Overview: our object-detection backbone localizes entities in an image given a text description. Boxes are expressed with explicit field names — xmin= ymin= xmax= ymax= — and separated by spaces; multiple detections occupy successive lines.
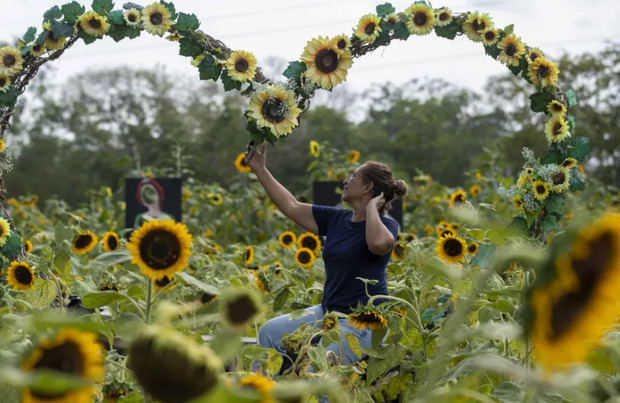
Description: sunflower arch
xmin=0 ymin=0 xmax=589 ymax=244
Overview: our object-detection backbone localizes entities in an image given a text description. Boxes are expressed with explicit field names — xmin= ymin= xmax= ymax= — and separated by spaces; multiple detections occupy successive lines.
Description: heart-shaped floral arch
xmin=0 ymin=0 xmax=590 ymax=252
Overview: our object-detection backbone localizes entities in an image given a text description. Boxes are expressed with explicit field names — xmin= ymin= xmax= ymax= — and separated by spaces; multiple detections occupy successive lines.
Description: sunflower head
xmin=239 ymin=372 xmax=275 ymax=399
xmin=23 ymin=239 xmax=33 ymax=254
xmin=141 ymin=2 xmax=173 ymax=36
xmin=532 ymin=181 xmax=550 ymax=201
xmin=124 ymin=8 xmax=141 ymax=26
xmin=0 ymin=74 xmax=9 ymax=93
xmin=513 ymin=194 xmax=524 ymax=210
xmin=0 ymin=217 xmax=10 ymax=247
xmin=348 ymin=310 xmax=388 ymax=331
xmin=497 ymin=34 xmax=526 ymax=67
xmin=322 ymin=313 xmax=340 ymax=330
xmin=391 ymin=242 xmax=406 ymax=261
xmin=278 ymin=231 xmax=296 ymax=248
xmin=247 ymin=84 xmax=301 ymax=137
xmin=544 ymin=115 xmax=570 ymax=144
xmin=295 ymin=247 xmax=316 ymax=268
xmin=298 ymin=232 xmax=321 ymax=254
xmin=463 ymin=12 xmax=493 ymax=42
xmin=29 ymin=42 xmax=46 ymax=57
xmin=7 ymin=261 xmax=35 ymax=291
xmin=301 ymin=36 xmax=353 ymax=89
xmin=355 ymin=14 xmax=382 ymax=43
xmin=77 ymin=11 xmax=110 ymax=37
xmin=332 ymin=34 xmax=351 ymax=51
xmin=127 ymin=219 xmax=193 ymax=280
xmin=550 ymin=168 xmax=571 ymax=193
xmin=72 ymin=231 xmax=98 ymax=255
xmin=449 ymin=190 xmax=466 ymax=208
xmin=467 ymin=242 xmax=479 ymax=255
xmin=309 ymin=140 xmax=320 ymax=157
xmin=220 ymin=287 xmax=263 ymax=330
xmin=469 ymin=185 xmax=481 ymax=199
xmin=527 ymin=48 xmax=544 ymax=64
xmin=199 ymin=291 xmax=218 ymax=305
xmin=347 ymin=150 xmax=360 ymax=163
xmin=234 ymin=153 xmax=252 ymax=172
xmin=102 ymin=231 xmax=119 ymax=252
xmin=0 ymin=46 xmax=24 ymax=76
xmin=547 ymin=100 xmax=566 ymax=116
xmin=435 ymin=8 xmax=453 ymax=26
xmin=436 ymin=235 xmax=467 ymax=264
xmin=528 ymin=57 xmax=559 ymax=88
xmin=243 ymin=246 xmax=254 ymax=265
xmin=225 ymin=50 xmax=258 ymax=82
xmin=561 ymin=158 xmax=577 ymax=170
xmin=154 ymin=275 xmax=175 ymax=292
xmin=481 ymin=28 xmax=499 ymax=46
xmin=405 ymin=4 xmax=435 ymax=35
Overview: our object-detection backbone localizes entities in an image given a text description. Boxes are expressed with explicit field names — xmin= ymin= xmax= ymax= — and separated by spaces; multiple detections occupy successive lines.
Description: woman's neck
xmin=349 ymin=197 xmax=371 ymax=222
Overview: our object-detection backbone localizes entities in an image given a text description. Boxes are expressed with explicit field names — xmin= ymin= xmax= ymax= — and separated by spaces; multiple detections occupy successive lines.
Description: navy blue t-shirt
xmin=312 ymin=205 xmax=399 ymax=314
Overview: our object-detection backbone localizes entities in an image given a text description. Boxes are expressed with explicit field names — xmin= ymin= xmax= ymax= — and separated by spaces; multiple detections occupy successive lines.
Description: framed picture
xmin=125 ymin=178 xmax=182 ymax=229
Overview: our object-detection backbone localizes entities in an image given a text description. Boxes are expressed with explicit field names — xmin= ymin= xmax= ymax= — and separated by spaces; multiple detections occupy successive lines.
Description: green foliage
xmin=393 ymin=21 xmax=410 ymax=40
xmin=43 ymin=5 xmax=63 ymax=22
xmin=160 ymin=0 xmax=177 ymax=20
xmin=435 ymin=22 xmax=460 ymax=40
xmin=282 ymin=61 xmax=307 ymax=82
xmin=0 ymin=232 xmax=22 ymax=259
xmin=107 ymin=9 xmax=125 ymax=25
xmin=503 ymin=24 xmax=514 ymax=35
xmin=565 ymin=88 xmax=577 ymax=106
xmin=0 ymin=86 xmax=18 ymax=108
xmin=220 ymin=70 xmax=242 ymax=92
xmin=567 ymin=136 xmax=590 ymax=161
xmin=61 ymin=1 xmax=86 ymax=24
xmin=529 ymin=90 xmax=554 ymax=113
xmin=92 ymin=0 xmax=114 ymax=16
xmin=176 ymin=12 xmax=200 ymax=34
xmin=198 ymin=55 xmax=222 ymax=81
xmin=107 ymin=24 xmax=141 ymax=41
xmin=22 ymin=27 xmax=37 ymax=43
xmin=179 ymin=33 xmax=204 ymax=57
xmin=376 ymin=3 xmax=395 ymax=18
xmin=50 ymin=21 xmax=74 ymax=39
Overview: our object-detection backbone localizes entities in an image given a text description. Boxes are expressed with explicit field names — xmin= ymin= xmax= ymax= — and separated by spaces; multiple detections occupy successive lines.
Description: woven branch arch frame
xmin=0 ymin=0 xmax=590 ymax=251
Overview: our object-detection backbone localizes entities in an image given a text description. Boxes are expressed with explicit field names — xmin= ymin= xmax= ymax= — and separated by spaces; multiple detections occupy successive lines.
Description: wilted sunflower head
xmin=225 ymin=50 xmax=258 ymax=82
xmin=102 ymin=231 xmax=119 ymax=252
xmin=127 ymin=219 xmax=193 ymax=280
xmin=391 ymin=242 xmax=406 ymax=261
xmin=405 ymin=3 xmax=435 ymax=35
xmin=0 ymin=46 xmax=24 ymax=76
xmin=298 ymin=232 xmax=321 ymax=254
xmin=220 ymin=287 xmax=263 ymax=330
xmin=355 ymin=14 xmax=382 ymax=43
xmin=247 ymin=85 xmax=301 ymax=137
xmin=449 ymin=190 xmax=466 ymax=208
xmin=141 ymin=2 xmax=173 ymax=36
xmin=278 ymin=231 xmax=296 ymax=248
xmin=436 ymin=235 xmax=467 ymax=264
xmin=348 ymin=310 xmax=388 ymax=331
xmin=127 ymin=324 xmax=221 ymax=403
xmin=295 ymin=248 xmax=316 ymax=268
xmin=72 ymin=231 xmax=98 ymax=255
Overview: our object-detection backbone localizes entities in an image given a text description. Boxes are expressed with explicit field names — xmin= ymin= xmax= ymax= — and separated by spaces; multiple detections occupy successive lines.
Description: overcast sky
xmin=2 ymin=0 xmax=620 ymax=95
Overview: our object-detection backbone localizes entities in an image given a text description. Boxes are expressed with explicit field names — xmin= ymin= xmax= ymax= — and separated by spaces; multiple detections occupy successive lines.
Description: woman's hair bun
xmin=393 ymin=179 xmax=408 ymax=198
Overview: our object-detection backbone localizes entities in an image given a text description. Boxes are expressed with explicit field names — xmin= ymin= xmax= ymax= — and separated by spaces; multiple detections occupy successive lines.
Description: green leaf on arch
xmin=393 ymin=21 xmax=410 ymax=40
xmin=529 ymin=90 xmax=554 ymax=113
xmin=282 ymin=61 xmax=307 ymax=82
xmin=567 ymin=136 xmax=590 ymax=161
xmin=198 ymin=54 xmax=222 ymax=81
xmin=376 ymin=3 xmax=395 ymax=18
xmin=43 ymin=6 xmax=63 ymax=22
xmin=107 ymin=9 xmax=124 ymax=25
xmin=176 ymin=12 xmax=200 ymax=33
xmin=179 ymin=33 xmax=203 ymax=57
xmin=62 ymin=1 xmax=86 ymax=24
xmin=220 ymin=70 xmax=242 ymax=92
xmin=160 ymin=0 xmax=177 ymax=20
xmin=565 ymin=88 xmax=577 ymax=106
xmin=51 ymin=21 xmax=74 ymax=39
xmin=92 ymin=0 xmax=115 ymax=16
xmin=435 ymin=22 xmax=459 ymax=40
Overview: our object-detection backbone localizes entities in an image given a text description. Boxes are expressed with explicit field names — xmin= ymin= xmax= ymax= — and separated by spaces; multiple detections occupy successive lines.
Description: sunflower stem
xmin=145 ymin=277 xmax=153 ymax=324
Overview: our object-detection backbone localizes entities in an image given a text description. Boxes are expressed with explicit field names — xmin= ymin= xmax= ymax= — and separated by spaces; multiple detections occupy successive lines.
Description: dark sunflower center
xmin=282 ymin=234 xmax=293 ymax=244
xmin=74 ymin=234 xmax=93 ymax=249
xmin=33 ymin=341 xmax=84 ymax=375
xmin=353 ymin=312 xmax=382 ymax=324
xmin=32 ymin=44 xmax=42 ymax=52
xmin=538 ymin=65 xmax=549 ymax=78
xmin=301 ymin=237 xmax=317 ymax=250
xmin=413 ymin=12 xmax=428 ymax=26
xmin=155 ymin=276 xmax=173 ymax=288
xmin=536 ymin=185 xmax=546 ymax=194
xmin=530 ymin=53 xmax=539 ymax=62
xmin=315 ymin=49 xmax=339 ymax=73
xmin=394 ymin=244 xmax=405 ymax=258
xmin=244 ymin=249 xmax=251 ymax=261
xmin=261 ymin=97 xmax=288 ymax=124
xmin=552 ymin=104 xmax=563 ymax=112
xmin=454 ymin=194 xmax=464 ymax=204
xmin=443 ymin=239 xmax=463 ymax=257
xmin=200 ymin=292 xmax=216 ymax=304
xmin=468 ymin=245 xmax=477 ymax=253
xmin=550 ymin=231 xmax=614 ymax=339
xmin=235 ymin=58 xmax=249 ymax=73
xmin=562 ymin=160 xmax=572 ymax=168
xmin=472 ymin=19 xmax=485 ymax=31
xmin=88 ymin=17 xmax=102 ymax=29
xmin=107 ymin=235 xmax=118 ymax=250
xmin=226 ymin=295 xmax=257 ymax=325
xmin=505 ymin=43 xmax=516 ymax=56
xmin=337 ymin=39 xmax=347 ymax=49
xmin=3 ymin=54 xmax=16 ymax=67
xmin=138 ymin=229 xmax=181 ymax=270
xmin=128 ymin=13 xmax=137 ymax=22
xmin=150 ymin=12 xmax=163 ymax=25
xmin=364 ymin=22 xmax=376 ymax=35
xmin=552 ymin=172 xmax=566 ymax=185
xmin=0 ymin=77 xmax=6 ymax=86
xmin=298 ymin=251 xmax=311 ymax=264
xmin=484 ymin=31 xmax=495 ymax=40
xmin=439 ymin=12 xmax=450 ymax=21
xmin=553 ymin=123 xmax=563 ymax=135
xmin=15 ymin=265 xmax=33 ymax=285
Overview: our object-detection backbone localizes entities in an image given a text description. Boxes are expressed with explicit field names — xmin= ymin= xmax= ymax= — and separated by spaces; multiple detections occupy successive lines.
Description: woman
xmin=245 ymin=142 xmax=407 ymax=373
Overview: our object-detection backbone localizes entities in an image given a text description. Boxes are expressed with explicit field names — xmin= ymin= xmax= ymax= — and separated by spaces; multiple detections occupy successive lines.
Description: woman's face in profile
xmin=141 ymin=184 xmax=160 ymax=207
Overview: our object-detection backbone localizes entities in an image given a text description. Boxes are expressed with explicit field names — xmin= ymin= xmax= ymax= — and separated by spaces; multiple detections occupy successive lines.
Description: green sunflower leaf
xmin=82 ymin=291 xmax=127 ymax=309
xmin=508 ymin=57 xmax=527 ymax=77
xmin=43 ymin=6 xmax=63 ymax=22
xmin=508 ymin=217 xmax=528 ymax=235
xmin=529 ymin=90 xmax=554 ymax=113
xmin=435 ymin=22 xmax=459 ymax=40
xmin=567 ymin=136 xmax=590 ymax=161
xmin=51 ymin=21 xmax=74 ymax=39
xmin=0 ymin=231 xmax=21 ymax=258
xmin=540 ymin=150 xmax=563 ymax=165
xmin=176 ymin=12 xmax=200 ymax=33
xmin=61 ymin=1 xmax=86 ymax=24
xmin=78 ymin=29 xmax=97 ymax=44
xmin=541 ymin=214 xmax=558 ymax=232
xmin=484 ymin=43 xmax=501 ymax=59
xmin=272 ymin=288 xmax=290 ymax=311
xmin=393 ymin=21 xmax=410 ymax=40
xmin=122 ymin=2 xmax=143 ymax=11
xmin=198 ymin=55 xmax=222 ymax=81
xmin=282 ymin=61 xmax=307 ymax=81
xmin=568 ymin=115 xmax=576 ymax=131
xmin=107 ymin=24 xmax=139 ymax=41
xmin=22 ymin=27 xmax=37 ymax=43
xmin=376 ymin=3 xmax=395 ymax=18
xmin=0 ymin=87 xmax=18 ymax=109
xmin=220 ymin=70 xmax=242 ymax=92
xmin=374 ymin=28 xmax=391 ymax=46
xmin=107 ymin=9 xmax=124 ymax=25
xmin=503 ymin=24 xmax=514 ymax=35
xmin=565 ymin=88 xmax=577 ymax=106
xmin=544 ymin=194 xmax=564 ymax=215
xmin=179 ymin=34 xmax=203 ymax=57
xmin=160 ymin=0 xmax=177 ymax=20
xmin=569 ymin=167 xmax=585 ymax=191
xmin=92 ymin=0 xmax=115 ymax=16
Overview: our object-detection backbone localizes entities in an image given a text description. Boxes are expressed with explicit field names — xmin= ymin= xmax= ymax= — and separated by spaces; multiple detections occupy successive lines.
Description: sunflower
xmin=532 ymin=181 xmax=550 ymax=201
xmin=21 ymin=328 xmax=103 ymax=403
xmin=463 ymin=12 xmax=493 ymax=42
xmin=235 ymin=153 xmax=252 ymax=172
xmin=7 ymin=261 xmax=35 ymax=291
xmin=43 ymin=25 xmax=66 ymax=50
xmin=295 ymin=248 xmax=315 ymax=268
xmin=528 ymin=57 xmax=559 ymax=87
xmin=435 ymin=8 xmax=452 ymax=26
xmin=322 ymin=314 xmax=339 ymax=331
xmin=348 ymin=310 xmax=388 ymax=331
xmin=208 ymin=193 xmax=223 ymax=205
xmin=547 ymin=100 xmax=566 ymax=116
xmin=309 ymin=140 xmax=320 ymax=158
xmin=199 ymin=291 xmax=218 ymax=304
xmin=497 ymin=34 xmax=525 ymax=67
xmin=0 ymin=46 xmax=24 ymax=76
xmin=0 ymin=75 xmax=8 ymax=93
xmin=220 ymin=287 xmax=262 ymax=330
xmin=298 ymin=232 xmax=321 ymax=255
xmin=391 ymin=242 xmax=406 ymax=261
xmin=72 ymin=231 xmax=98 ymax=255
xmin=247 ymin=84 xmax=301 ymax=137
xmin=550 ymin=168 xmax=571 ymax=193
xmin=225 ymin=50 xmax=258 ymax=82
xmin=355 ymin=14 xmax=382 ymax=43
xmin=331 ymin=34 xmax=351 ymax=51
xmin=124 ymin=8 xmax=141 ymax=26
xmin=561 ymin=157 xmax=577 ymax=170
xmin=439 ymin=229 xmax=454 ymax=238
xmin=29 ymin=42 xmax=46 ymax=57
xmin=0 ymin=217 xmax=10 ymax=247
xmin=99 ymin=283 xmax=119 ymax=292
xmin=141 ymin=2 xmax=173 ymax=36
xmin=480 ymin=28 xmax=499 ymax=46
xmin=278 ymin=231 xmax=296 ymax=248
xmin=544 ymin=115 xmax=570 ymax=144
xmin=449 ymin=189 xmax=466 ymax=208
xmin=513 ymin=194 xmax=524 ymax=210
xmin=24 ymin=240 xmax=33 ymax=254
xmin=405 ymin=3 xmax=435 ymax=35
xmin=527 ymin=47 xmax=544 ymax=64
xmin=154 ymin=275 xmax=175 ymax=292
xmin=347 ymin=150 xmax=360 ymax=163
xmin=0 ymin=138 xmax=5 ymax=151
xmin=301 ymin=36 xmax=352 ymax=89
xmin=469 ymin=185 xmax=481 ymax=199
xmin=243 ymin=246 xmax=254 ymax=265
xmin=384 ymin=13 xmax=399 ymax=26
xmin=239 ymin=372 xmax=275 ymax=401
xmin=467 ymin=241 xmax=479 ymax=255
xmin=127 ymin=219 xmax=192 ymax=281
xmin=529 ymin=213 xmax=620 ymax=373
xmin=436 ymin=235 xmax=467 ymax=264
xmin=102 ymin=231 xmax=119 ymax=252
xmin=127 ymin=324 xmax=221 ymax=403
xmin=77 ymin=11 xmax=110 ymax=37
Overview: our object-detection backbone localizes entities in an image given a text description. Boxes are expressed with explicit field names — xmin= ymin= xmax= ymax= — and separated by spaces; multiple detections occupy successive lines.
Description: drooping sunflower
xmin=278 ymin=231 xmax=296 ymax=248
xmin=436 ymin=235 xmax=467 ymax=264
xmin=225 ymin=50 xmax=257 ymax=82
xmin=513 ymin=194 xmax=524 ymax=210
xmin=467 ymin=241 xmax=479 ymax=255
xmin=355 ymin=14 xmax=382 ymax=43
xmin=72 ymin=231 xmax=98 ymax=255
xmin=480 ymin=28 xmax=499 ymax=46
xmin=331 ymin=34 xmax=351 ymax=51
xmin=469 ymin=185 xmax=481 ymax=199
xmin=322 ymin=314 xmax=339 ymax=330
xmin=544 ymin=115 xmax=570 ymax=144
xmin=235 ymin=152 xmax=252 ymax=172
xmin=405 ymin=3 xmax=435 ymax=35
xmin=435 ymin=8 xmax=452 ymax=26
xmin=528 ymin=57 xmax=559 ymax=87
xmin=199 ymin=291 xmax=218 ymax=305
xmin=449 ymin=189 xmax=466 ymax=208
xmin=0 ymin=74 xmax=9 ymax=93
xmin=154 ymin=275 xmax=175 ymax=293
xmin=243 ymin=246 xmax=254 ymax=265
xmin=309 ymin=140 xmax=321 ymax=157
xmin=141 ymin=2 xmax=173 ymax=36
xmin=0 ymin=217 xmax=10 ymax=247
xmin=348 ymin=310 xmax=388 ymax=331
xmin=497 ymin=34 xmax=526 ymax=67
xmin=7 ymin=261 xmax=35 ymax=291
xmin=561 ymin=157 xmax=577 ymax=170
xmin=298 ymin=232 xmax=321 ymax=255
xmin=247 ymin=84 xmax=301 ymax=137
xmin=29 ymin=42 xmax=46 ymax=57
xmin=21 ymin=328 xmax=104 ymax=403
xmin=99 ymin=283 xmax=120 ymax=292
xmin=0 ymin=46 xmax=24 ymax=76
xmin=547 ymin=100 xmax=566 ymax=116
xmin=24 ymin=240 xmax=33 ymax=254
xmin=220 ymin=287 xmax=262 ymax=330
xmin=102 ymin=231 xmax=120 ymax=252
xmin=532 ymin=181 xmax=550 ymax=201
xmin=347 ymin=150 xmax=360 ymax=163
xmin=239 ymin=372 xmax=275 ymax=401
xmin=77 ymin=11 xmax=110 ymax=37
xmin=295 ymin=248 xmax=316 ymax=269
xmin=301 ymin=36 xmax=353 ymax=89
xmin=550 ymin=168 xmax=571 ymax=193
xmin=527 ymin=47 xmax=544 ymax=64
xmin=529 ymin=213 xmax=620 ymax=373
xmin=124 ymin=8 xmax=141 ymax=26
xmin=463 ymin=12 xmax=493 ymax=42
xmin=127 ymin=219 xmax=193 ymax=280
xmin=391 ymin=242 xmax=406 ymax=261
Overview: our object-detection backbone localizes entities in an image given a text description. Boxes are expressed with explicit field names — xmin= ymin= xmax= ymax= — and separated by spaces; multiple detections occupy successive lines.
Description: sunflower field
xmin=1 ymin=1 xmax=620 ymax=402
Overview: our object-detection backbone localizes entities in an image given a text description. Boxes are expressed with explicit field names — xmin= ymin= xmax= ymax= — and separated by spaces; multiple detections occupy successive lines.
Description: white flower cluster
xmin=537 ymin=164 xmax=560 ymax=183
xmin=523 ymin=192 xmax=540 ymax=211
xmin=521 ymin=147 xmax=537 ymax=166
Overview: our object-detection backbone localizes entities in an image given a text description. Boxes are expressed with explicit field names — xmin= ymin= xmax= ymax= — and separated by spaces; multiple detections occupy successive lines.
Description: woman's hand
xmin=244 ymin=142 xmax=267 ymax=172
xmin=366 ymin=192 xmax=386 ymax=212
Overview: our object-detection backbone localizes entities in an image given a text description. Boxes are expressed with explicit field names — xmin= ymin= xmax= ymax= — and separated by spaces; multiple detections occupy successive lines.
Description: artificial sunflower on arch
xmin=247 ymin=84 xmax=301 ymax=137
xmin=225 ymin=50 xmax=257 ymax=82
xmin=301 ymin=36 xmax=352 ymax=89
xmin=405 ymin=3 xmax=435 ymax=35
xmin=141 ymin=2 xmax=173 ymax=36
xmin=355 ymin=14 xmax=382 ymax=43
xmin=77 ymin=11 xmax=110 ymax=37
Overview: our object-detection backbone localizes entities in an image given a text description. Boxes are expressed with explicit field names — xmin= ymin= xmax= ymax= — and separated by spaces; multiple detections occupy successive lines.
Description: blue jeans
xmin=256 ymin=304 xmax=372 ymax=373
